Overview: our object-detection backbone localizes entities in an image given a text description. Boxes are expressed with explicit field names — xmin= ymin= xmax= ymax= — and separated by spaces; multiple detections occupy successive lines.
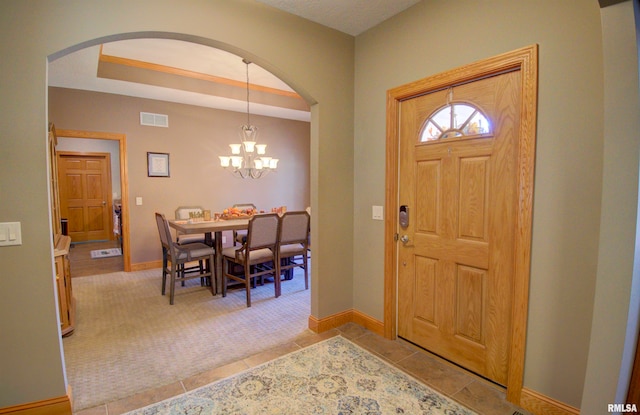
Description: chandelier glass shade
xmin=219 ymin=59 xmax=278 ymax=179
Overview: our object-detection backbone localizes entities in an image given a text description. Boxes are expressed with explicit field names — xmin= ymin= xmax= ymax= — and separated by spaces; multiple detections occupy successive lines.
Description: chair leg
xmin=245 ymin=267 xmax=252 ymax=307
xmin=222 ymin=258 xmax=228 ymax=298
xmin=169 ymin=262 xmax=178 ymax=305
xmin=179 ymin=263 xmax=186 ymax=287
xmin=208 ymin=255 xmax=216 ymax=296
xmin=303 ymin=255 xmax=309 ymax=290
xmin=274 ymin=257 xmax=281 ymax=298
xmin=161 ymin=248 xmax=168 ymax=295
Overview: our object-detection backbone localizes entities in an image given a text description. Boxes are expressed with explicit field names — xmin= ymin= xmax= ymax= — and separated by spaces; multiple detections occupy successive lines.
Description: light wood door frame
xmin=55 ymin=129 xmax=131 ymax=272
xmin=384 ymin=45 xmax=538 ymax=404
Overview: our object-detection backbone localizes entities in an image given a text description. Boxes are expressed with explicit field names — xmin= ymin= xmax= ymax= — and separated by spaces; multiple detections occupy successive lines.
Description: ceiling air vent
xmin=140 ymin=112 xmax=169 ymax=128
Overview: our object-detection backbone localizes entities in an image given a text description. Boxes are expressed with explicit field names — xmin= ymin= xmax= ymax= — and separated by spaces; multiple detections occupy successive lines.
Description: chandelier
xmin=218 ymin=58 xmax=279 ymax=179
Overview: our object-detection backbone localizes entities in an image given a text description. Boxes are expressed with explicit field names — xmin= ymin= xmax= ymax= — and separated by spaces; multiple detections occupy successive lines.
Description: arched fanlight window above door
xmin=420 ymin=103 xmax=491 ymax=141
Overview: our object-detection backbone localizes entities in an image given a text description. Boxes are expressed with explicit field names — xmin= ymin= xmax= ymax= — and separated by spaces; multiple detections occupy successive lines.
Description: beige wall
xmin=49 ymin=87 xmax=310 ymax=265
xmin=352 ymin=0 xmax=617 ymax=410
xmin=0 ymin=0 xmax=354 ymax=408
xmin=582 ymin=2 xmax=640 ymax=412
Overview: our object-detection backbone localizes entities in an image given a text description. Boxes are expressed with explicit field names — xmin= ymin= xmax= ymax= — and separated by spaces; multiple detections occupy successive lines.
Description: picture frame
xmin=147 ymin=152 xmax=170 ymax=177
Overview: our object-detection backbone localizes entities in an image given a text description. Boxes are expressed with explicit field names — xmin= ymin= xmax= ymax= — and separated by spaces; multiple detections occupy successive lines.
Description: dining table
xmin=169 ymin=217 xmax=250 ymax=294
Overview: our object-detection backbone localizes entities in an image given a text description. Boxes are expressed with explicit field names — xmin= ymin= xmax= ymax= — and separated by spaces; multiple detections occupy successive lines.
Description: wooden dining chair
xmin=221 ymin=213 xmax=280 ymax=307
xmin=155 ymin=213 xmax=216 ymax=304
xmin=174 ymin=206 xmax=207 ymax=245
xmin=277 ymin=211 xmax=310 ymax=290
xmin=232 ymin=203 xmax=256 ymax=245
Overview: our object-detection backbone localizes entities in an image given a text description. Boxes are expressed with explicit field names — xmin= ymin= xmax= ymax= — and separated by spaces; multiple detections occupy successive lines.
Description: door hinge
xmin=394 ymin=233 xmax=399 ymax=242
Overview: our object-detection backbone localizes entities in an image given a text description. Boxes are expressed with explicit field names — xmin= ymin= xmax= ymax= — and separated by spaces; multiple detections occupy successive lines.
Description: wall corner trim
xmin=520 ymin=387 xmax=579 ymax=415
xmin=308 ymin=309 xmax=384 ymax=336
xmin=0 ymin=390 xmax=72 ymax=415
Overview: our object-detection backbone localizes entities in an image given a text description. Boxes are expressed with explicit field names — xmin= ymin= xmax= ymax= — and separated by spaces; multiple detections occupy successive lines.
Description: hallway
xmin=68 ymin=240 xmax=123 ymax=277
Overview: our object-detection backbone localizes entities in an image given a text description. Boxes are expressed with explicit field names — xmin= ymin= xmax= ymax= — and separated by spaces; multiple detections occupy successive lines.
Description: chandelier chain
xmin=245 ymin=59 xmax=251 ymax=126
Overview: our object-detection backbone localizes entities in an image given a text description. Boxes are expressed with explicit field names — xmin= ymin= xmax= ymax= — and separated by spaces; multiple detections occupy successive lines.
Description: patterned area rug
xmin=124 ymin=336 xmax=476 ymax=414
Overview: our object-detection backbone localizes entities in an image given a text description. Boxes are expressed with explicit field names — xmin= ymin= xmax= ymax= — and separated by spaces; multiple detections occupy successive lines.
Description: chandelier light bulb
xmin=243 ymin=141 xmax=256 ymax=153
xmin=260 ymin=157 xmax=272 ymax=167
xmin=230 ymin=156 xmax=243 ymax=168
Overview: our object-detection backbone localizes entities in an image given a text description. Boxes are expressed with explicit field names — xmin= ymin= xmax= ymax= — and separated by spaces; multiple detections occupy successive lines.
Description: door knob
xmin=400 ymin=235 xmax=409 ymax=244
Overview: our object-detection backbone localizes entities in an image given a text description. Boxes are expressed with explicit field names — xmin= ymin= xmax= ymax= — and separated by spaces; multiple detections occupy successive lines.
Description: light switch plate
xmin=136 ymin=197 xmax=143 ymax=206
xmin=372 ymin=205 xmax=384 ymax=221
xmin=0 ymin=222 xmax=22 ymax=246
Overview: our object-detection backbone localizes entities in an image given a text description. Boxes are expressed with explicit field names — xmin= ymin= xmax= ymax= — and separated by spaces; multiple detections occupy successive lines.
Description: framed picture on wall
xmin=147 ymin=152 xmax=170 ymax=177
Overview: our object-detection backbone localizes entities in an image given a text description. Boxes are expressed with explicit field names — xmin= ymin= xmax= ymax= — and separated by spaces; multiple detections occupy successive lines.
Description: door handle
xmin=400 ymin=235 xmax=409 ymax=244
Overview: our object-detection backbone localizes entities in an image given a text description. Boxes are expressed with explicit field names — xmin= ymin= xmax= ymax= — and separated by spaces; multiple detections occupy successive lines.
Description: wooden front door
xmin=397 ymin=70 xmax=522 ymax=386
xmin=58 ymin=152 xmax=112 ymax=243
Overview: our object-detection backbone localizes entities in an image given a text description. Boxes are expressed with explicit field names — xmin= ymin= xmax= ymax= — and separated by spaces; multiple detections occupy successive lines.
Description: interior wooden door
xmin=58 ymin=152 xmax=112 ymax=243
xmin=397 ymin=70 xmax=521 ymax=386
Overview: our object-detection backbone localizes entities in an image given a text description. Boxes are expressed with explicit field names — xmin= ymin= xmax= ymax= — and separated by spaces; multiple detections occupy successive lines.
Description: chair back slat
xmin=174 ymin=206 xmax=203 ymax=220
xmin=233 ymin=203 xmax=256 ymax=210
xmin=155 ymin=213 xmax=172 ymax=247
xmin=280 ymin=211 xmax=310 ymax=244
xmin=247 ymin=213 xmax=279 ymax=249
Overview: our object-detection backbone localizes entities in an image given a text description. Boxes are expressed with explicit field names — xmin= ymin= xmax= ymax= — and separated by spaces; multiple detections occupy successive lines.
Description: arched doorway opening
xmin=48 ymin=32 xmax=314 ymax=410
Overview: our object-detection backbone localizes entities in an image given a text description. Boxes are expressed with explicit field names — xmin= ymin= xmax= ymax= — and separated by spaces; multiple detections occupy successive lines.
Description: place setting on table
xmin=169 ymin=205 xmax=288 ymax=238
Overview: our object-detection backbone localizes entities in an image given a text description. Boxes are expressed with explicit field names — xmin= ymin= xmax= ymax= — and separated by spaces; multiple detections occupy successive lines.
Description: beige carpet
xmin=63 ymin=267 xmax=311 ymax=411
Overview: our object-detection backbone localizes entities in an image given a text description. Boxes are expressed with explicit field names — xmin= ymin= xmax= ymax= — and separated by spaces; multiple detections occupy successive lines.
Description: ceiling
xmin=256 ymin=0 xmax=421 ymax=36
xmin=48 ymin=1 xmax=420 ymax=122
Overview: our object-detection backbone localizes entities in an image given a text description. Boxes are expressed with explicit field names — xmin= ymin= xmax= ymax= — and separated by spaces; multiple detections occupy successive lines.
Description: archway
xmin=47 ymin=32 xmax=315 ymax=410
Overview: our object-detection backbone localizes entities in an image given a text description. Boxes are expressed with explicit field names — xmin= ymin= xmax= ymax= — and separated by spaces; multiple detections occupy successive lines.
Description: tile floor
xmin=73 ymin=323 xmax=531 ymax=415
